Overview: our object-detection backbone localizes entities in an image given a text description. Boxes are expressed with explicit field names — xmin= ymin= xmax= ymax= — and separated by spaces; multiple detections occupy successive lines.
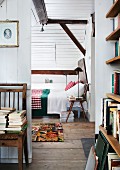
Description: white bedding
xmin=47 ymin=87 xmax=83 ymax=114
xmin=48 ymin=89 xmax=68 ymax=114
xmin=32 ymin=82 xmax=85 ymax=115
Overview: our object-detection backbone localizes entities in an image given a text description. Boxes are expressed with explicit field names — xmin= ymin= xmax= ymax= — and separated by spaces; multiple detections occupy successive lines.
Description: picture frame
xmin=0 ymin=20 xmax=19 ymax=47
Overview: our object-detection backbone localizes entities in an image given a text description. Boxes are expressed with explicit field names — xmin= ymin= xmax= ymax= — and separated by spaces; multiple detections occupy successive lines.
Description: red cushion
xmin=65 ymin=81 xmax=75 ymax=91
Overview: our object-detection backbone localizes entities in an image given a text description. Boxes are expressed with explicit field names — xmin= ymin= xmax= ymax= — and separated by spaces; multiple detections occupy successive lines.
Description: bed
xmin=31 ymin=58 xmax=88 ymax=118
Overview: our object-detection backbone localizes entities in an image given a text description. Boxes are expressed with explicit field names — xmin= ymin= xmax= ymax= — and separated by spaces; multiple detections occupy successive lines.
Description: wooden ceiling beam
xmin=31 ymin=70 xmax=77 ymax=75
xmin=32 ymin=0 xmax=48 ymax=24
xmin=47 ymin=18 xmax=88 ymax=24
xmin=60 ymin=23 xmax=86 ymax=56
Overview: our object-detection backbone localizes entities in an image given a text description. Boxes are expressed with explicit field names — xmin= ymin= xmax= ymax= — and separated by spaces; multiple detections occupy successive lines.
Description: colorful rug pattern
xmin=32 ymin=122 xmax=64 ymax=142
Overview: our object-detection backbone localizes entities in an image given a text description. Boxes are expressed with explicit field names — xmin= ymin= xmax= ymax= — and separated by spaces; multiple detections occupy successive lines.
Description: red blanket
xmin=32 ymin=89 xmax=42 ymax=109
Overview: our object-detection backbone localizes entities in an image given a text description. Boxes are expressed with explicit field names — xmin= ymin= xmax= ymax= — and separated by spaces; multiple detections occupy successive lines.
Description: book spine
xmin=114 ymin=72 xmax=119 ymax=94
xmin=118 ymin=73 xmax=120 ymax=95
xmin=112 ymin=73 xmax=114 ymax=93
xmin=115 ymin=41 xmax=119 ymax=57
xmin=113 ymin=110 xmax=117 ymax=138
xmin=118 ymin=109 xmax=120 ymax=144
xmin=113 ymin=13 xmax=120 ymax=30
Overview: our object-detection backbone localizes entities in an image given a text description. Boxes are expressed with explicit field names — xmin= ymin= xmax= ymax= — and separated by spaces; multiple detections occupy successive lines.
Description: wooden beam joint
xmin=47 ymin=18 xmax=88 ymax=24
xmin=60 ymin=23 xmax=86 ymax=56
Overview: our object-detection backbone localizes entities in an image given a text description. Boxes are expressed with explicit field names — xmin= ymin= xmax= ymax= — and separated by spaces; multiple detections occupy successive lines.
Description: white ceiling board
xmin=45 ymin=0 xmax=94 ymax=20
xmin=31 ymin=0 xmax=94 ymax=69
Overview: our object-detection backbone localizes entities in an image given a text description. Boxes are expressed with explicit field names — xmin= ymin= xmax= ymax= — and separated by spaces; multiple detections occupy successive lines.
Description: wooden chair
xmin=66 ymin=83 xmax=89 ymax=122
xmin=0 ymin=83 xmax=28 ymax=170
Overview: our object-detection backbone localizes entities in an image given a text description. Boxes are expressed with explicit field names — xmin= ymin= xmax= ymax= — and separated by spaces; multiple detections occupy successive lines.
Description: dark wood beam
xmin=31 ymin=70 xmax=77 ymax=75
xmin=60 ymin=23 xmax=86 ymax=56
xmin=47 ymin=18 xmax=88 ymax=24
xmin=32 ymin=0 xmax=48 ymax=24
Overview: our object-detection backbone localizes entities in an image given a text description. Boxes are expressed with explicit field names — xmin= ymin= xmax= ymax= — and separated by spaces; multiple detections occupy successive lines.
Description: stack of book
xmin=101 ymin=98 xmax=120 ymax=141
xmin=7 ymin=110 xmax=27 ymax=133
xmin=0 ymin=108 xmax=15 ymax=134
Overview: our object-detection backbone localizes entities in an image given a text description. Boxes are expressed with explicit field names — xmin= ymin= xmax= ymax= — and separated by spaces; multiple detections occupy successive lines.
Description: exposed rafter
xmin=32 ymin=0 xmax=48 ymax=24
xmin=31 ymin=70 xmax=77 ymax=75
xmin=60 ymin=23 xmax=86 ymax=56
xmin=47 ymin=18 xmax=88 ymax=25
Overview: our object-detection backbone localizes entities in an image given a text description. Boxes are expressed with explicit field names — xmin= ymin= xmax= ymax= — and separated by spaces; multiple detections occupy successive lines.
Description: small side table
xmin=66 ymin=97 xmax=86 ymax=122
xmin=0 ymin=128 xmax=28 ymax=170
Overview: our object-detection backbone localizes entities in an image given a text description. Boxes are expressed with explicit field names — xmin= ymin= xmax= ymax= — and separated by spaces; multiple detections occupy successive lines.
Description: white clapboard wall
xmin=31 ymin=24 xmax=86 ymax=70
xmin=0 ymin=0 xmax=32 ymax=163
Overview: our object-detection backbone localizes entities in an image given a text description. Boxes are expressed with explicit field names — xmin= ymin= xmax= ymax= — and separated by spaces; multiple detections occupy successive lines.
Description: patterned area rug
xmin=32 ymin=122 xmax=64 ymax=142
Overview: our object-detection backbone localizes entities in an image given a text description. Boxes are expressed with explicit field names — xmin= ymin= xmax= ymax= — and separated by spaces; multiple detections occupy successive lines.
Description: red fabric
xmin=65 ymin=81 xmax=75 ymax=91
xmin=32 ymin=89 xmax=42 ymax=109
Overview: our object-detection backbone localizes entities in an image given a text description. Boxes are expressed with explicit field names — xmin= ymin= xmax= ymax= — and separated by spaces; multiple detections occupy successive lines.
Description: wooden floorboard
xmin=0 ymin=117 xmax=95 ymax=170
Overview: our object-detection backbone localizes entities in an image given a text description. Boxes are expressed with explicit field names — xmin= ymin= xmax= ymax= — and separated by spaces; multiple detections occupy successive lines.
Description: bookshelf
xmin=99 ymin=1 xmax=120 ymax=163
xmin=106 ymin=0 xmax=120 ymax=18
xmin=99 ymin=126 xmax=120 ymax=157
xmin=106 ymin=93 xmax=120 ymax=102
xmin=106 ymin=56 xmax=120 ymax=64
xmin=106 ymin=27 xmax=120 ymax=41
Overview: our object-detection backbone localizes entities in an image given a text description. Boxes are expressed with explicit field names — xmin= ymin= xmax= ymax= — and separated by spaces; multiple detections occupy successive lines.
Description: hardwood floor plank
xmin=32 ymin=140 xmax=83 ymax=149
xmin=32 ymin=148 xmax=86 ymax=160
xmin=0 ymin=118 xmax=95 ymax=170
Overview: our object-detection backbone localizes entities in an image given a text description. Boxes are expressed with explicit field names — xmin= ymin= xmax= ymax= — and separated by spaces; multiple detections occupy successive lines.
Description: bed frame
xmin=0 ymin=83 xmax=28 ymax=170
xmin=31 ymin=61 xmax=89 ymax=119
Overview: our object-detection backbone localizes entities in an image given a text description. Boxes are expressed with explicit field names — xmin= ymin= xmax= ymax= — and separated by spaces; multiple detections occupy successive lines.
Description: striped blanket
xmin=32 ymin=89 xmax=42 ymax=109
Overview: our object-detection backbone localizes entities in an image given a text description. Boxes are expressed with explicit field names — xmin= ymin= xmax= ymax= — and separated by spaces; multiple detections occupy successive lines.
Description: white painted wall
xmin=95 ymin=0 xmax=117 ymax=134
xmin=31 ymin=23 xmax=86 ymax=70
xmin=0 ymin=0 xmax=32 ymax=163
xmin=90 ymin=37 xmax=95 ymax=122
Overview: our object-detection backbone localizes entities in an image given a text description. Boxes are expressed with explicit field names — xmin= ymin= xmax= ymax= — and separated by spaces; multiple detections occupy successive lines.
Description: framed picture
xmin=0 ymin=20 xmax=19 ymax=47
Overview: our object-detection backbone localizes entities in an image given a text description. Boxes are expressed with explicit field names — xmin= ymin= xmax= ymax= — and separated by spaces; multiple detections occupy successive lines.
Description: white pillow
xmin=65 ymin=83 xmax=84 ymax=97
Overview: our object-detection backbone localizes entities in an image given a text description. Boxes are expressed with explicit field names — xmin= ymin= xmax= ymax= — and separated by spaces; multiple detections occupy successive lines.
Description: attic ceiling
xmin=31 ymin=0 xmax=95 ymax=70
xmin=45 ymin=0 xmax=94 ymax=20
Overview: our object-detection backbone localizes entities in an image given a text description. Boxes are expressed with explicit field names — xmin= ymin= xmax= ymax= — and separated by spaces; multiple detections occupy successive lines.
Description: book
xmin=0 ymin=110 xmax=12 ymax=115
xmin=0 ymin=130 xmax=5 ymax=134
xmin=111 ymin=159 xmax=120 ymax=170
xmin=115 ymin=41 xmax=120 ymax=57
xmin=6 ymin=121 xmax=27 ymax=131
xmin=113 ymin=70 xmax=120 ymax=95
xmin=0 ymin=107 xmax=16 ymax=111
xmin=103 ymin=98 xmax=115 ymax=128
xmin=112 ymin=110 xmax=117 ymax=138
xmin=8 ymin=119 xmax=27 ymax=128
xmin=108 ymin=152 xmax=120 ymax=170
xmin=112 ymin=73 xmax=114 ymax=93
xmin=114 ymin=72 xmax=119 ymax=94
xmin=113 ymin=13 xmax=120 ymax=30
xmin=9 ymin=110 xmax=26 ymax=118
xmin=8 ymin=116 xmax=26 ymax=125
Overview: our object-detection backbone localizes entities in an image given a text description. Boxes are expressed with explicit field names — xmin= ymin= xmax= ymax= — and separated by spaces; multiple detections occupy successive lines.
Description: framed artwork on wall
xmin=0 ymin=20 xmax=19 ymax=47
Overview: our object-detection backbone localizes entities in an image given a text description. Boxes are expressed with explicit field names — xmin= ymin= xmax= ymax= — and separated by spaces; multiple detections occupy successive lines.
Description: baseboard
xmin=0 ymin=158 xmax=32 ymax=163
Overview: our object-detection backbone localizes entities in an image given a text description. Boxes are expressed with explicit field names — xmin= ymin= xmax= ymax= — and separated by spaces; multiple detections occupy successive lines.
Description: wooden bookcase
xmin=106 ymin=0 xmax=120 ymax=18
xmin=106 ymin=93 xmax=120 ymax=102
xmin=106 ymin=27 xmax=120 ymax=41
xmin=106 ymin=56 xmax=120 ymax=64
xmin=99 ymin=126 xmax=120 ymax=157
xmin=100 ymin=0 xmax=120 ymax=161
